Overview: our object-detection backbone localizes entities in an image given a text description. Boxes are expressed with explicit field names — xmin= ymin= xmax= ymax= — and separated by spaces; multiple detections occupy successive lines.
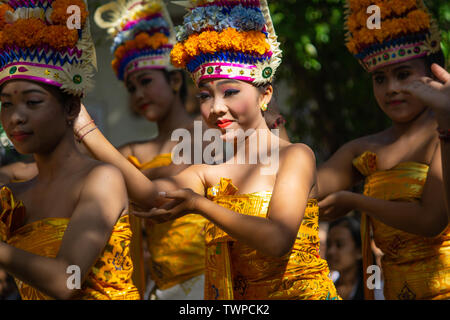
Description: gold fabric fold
xmin=353 ymin=151 xmax=450 ymax=300
xmin=204 ymin=178 xmax=340 ymax=300
xmin=1 ymin=186 xmax=140 ymax=300
xmin=128 ymin=154 xmax=206 ymax=291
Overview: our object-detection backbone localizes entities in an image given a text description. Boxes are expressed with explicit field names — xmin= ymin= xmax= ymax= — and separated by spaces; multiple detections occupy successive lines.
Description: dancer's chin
xmin=220 ymin=129 xmax=242 ymax=142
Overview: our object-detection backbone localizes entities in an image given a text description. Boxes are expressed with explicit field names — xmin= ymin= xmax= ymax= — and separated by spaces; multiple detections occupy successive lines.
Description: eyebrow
xmin=372 ymin=64 xmax=412 ymax=76
xmin=199 ymin=79 xmax=240 ymax=89
xmin=137 ymin=71 xmax=154 ymax=81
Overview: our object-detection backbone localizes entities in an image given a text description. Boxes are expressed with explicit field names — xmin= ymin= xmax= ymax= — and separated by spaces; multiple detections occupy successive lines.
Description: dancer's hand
xmin=74 ymin=103 xmax=95 ymax=139
xmin=402 ymin=64 xmax=450 ymax=124
xmin=133 ymin=189 xmax=202 ymax=223
xmin=319 ymin=191 xmax=355 ymax=221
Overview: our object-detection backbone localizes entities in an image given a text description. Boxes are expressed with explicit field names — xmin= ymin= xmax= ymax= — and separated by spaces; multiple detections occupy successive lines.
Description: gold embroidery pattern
xmin=353 ymin=151 xmax=450 ymax=300
xmin=204 ymin=178 xmax=340 ymax=300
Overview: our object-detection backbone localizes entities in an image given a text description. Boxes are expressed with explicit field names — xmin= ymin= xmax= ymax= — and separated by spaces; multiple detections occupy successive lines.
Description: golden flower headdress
xmin=94 ymin=0 xmax=176 ymax=81
xmin=170 ymin=0 xmax=282 ymax=86
xmin=0 ymin=0 xmax=97 ymax=97
xmin=344 ymin=0 xmax=441 ymax=72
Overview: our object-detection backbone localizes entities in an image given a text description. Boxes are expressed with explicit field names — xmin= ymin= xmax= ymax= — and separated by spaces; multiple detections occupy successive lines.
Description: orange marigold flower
xmin=170 ymin=42 xmax=188 ymax=68
xmin=112 ymin=58 xmax=120 ymax=74
xmin=243 ymin=31 xmax=269 ymax=55
xmin=51 ymin=0 xmax=88 ymax=28
xmin=406 ymin=9 xmax=430 ymax=31
xmin=4 ymin=18 xmax=46 ymax=48
xmin=124 ymin=39 xmax=137 ymax=53
xmin=148 ymin=33 xmax=169 ymax=49
xmin=391 ymin=0 xmax=417 ymax=16
xmin=348 ymin=0 xmax=372 ymax=13
xmin=114 ymin=45 xmax=127 ymax=60
xmin=198 ymin=31 xmax=219 ymax=54
xmin=184 ymin=34 xmax=200 ymax=57
xmin=346 ymin=38 xmax=359 ymax=54
xmin=0 ymin=3 xmax=13 ymax=30
xmin=44 ymin=25 xmax=78 ymax=49
xmin=219 ymin=28 xmax=240 ymax=51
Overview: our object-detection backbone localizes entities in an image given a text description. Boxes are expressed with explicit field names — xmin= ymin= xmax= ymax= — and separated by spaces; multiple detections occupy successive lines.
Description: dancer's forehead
xmin=198 ymin=79 xmax=243 ymax=89
xmin=370 ymin=59 xmax=425 ymax=76
xmin=0 ymin=80 xmax=48 ymax=97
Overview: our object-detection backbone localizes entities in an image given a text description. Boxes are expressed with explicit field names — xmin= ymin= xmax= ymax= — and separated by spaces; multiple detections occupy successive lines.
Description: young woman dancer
xmin=75 ymin=0 xmax=340 ymax=300
xmin=0 ymin=0 xmax=139 ymax=300
xmin=317 ymin=0 xmax=450 ymax=299
xmin=93 ymin=0 xmax=209 ymax=299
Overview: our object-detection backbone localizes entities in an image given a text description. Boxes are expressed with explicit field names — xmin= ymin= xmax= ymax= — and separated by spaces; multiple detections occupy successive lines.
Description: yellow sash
xmin=0 ymin=187 xmax=140 ymax=300
xmin=204 ymin=178 xmax=340 ymax=300
xmin=353 ymin=151 xmax=450 ymax=300
xmin=128 ymin=154 xmax=206 ymax=291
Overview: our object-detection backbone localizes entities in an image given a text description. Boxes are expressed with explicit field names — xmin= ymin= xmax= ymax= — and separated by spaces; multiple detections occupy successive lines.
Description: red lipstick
xmin=387 ymin=100 xmax=405 ymax=106
xmin=11 ymin=131 xmax=32 ymax=142
xmin=216 ymin=119 xmax=233 ymax=128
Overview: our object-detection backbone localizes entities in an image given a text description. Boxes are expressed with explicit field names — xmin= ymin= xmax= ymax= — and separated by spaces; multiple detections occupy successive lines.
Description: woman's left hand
xmin=319 ymin=191 xmax=356 ymax=221
xmin=132 ymin=189 xmax=203 ymax=223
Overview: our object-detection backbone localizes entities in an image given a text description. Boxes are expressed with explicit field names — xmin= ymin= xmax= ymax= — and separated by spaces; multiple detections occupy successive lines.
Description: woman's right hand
xmin=402 ymin=64 xmax=450 ymax=124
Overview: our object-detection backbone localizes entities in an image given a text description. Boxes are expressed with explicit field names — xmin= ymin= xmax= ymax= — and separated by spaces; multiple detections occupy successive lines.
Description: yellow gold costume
xmin=0 ymin=186 xmax=140 ymax=300
xmin=128 ymin=154 xmax=207 ymax=292
xmin=204 ymin=178 xmax=340 ymax=300
xmin=353 ymin=151 xmax=450 ymax=300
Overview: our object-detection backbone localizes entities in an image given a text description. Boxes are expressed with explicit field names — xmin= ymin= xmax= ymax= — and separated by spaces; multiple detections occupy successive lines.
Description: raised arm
xmin=0 ymin=161 xmax=37 ymax=185
xmin=317 ymin=139 xmax=363 ymax=200
xmin=74 ymin=105 xmax=163 ymax=209
xmin=402 ymin=63 xmax=450 ymax=220
xmin=330 ymin=144 xmax=447 ymax=237
xmin=0 ymin=164 xmax=128 ymax=299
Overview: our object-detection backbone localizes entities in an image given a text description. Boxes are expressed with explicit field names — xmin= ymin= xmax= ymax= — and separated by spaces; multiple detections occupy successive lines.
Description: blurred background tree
xmin=269 ymin=0 xmax=450 ymax=161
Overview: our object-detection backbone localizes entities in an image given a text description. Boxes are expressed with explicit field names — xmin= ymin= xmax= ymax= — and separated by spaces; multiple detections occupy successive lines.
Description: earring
xmin=261 ymin=103 xmax=268 ymax=112
xmin=67 ymin=120 xmax=73 ymax=126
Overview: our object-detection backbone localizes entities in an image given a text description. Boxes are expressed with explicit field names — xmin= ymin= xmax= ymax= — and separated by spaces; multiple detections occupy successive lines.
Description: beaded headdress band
xmin=344 ymin=0 xmax=442 ymax=72
xmin=95 ymin=0 xmax=176 ymax=82
xmin=0 ymin=0 xmax=97 ymax=97
xmin=170 ymin=0 xmax=282 ymax=86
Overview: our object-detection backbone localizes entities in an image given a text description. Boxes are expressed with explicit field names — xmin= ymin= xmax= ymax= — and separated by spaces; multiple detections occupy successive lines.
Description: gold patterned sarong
xmin=353 ymin=151 xmax=450 ymax=300
xmin=0 ymin=186 xmax=140 ymax=300
xmin=204 ymin=178 xmax=340 ymax=300
xmin=128 ymin=154 xmax=207 ymax=291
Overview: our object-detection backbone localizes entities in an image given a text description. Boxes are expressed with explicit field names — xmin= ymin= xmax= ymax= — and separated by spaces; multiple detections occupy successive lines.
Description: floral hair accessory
xmin=344 ymin=0 xmax=442 ymax=72
xmin=95 ymin=0 xmax=176 ymax=81
xmin=171 ymin=0 xmax=282 ymax=86
xmin=0 ymin=0 xmax=97 ymax=97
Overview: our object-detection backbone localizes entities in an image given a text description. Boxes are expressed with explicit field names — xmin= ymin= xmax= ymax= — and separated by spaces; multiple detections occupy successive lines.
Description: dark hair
xmin=256 ymin=82 xmax=286 ymax=129
xmin=424 ymin=50 xmax=446 ymax=71
xmin=329 ymin=216 xmax=362 ymax=249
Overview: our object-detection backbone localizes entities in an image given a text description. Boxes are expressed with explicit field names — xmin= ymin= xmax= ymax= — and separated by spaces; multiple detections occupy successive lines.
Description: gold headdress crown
xmin=0 ymin=0 xmax=97 ymax=96
xmin=344 ymin=0 xmax=441 ymax=72
xmin=95 ymin=0 xmax=176 ymax=81
xmin=170 ymin=0 xmax=282 ymax=85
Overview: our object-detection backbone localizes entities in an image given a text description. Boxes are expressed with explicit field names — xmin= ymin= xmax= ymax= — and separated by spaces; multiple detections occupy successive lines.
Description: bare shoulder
xmin=118 ymin=139 xmax=158 ymax=159
xmin=280 ymin=143 xmax=316 ymax=166
xmin=81 ymin=160 xmax=126 ymax=192
xmin=2 ymin=178 xmax=34 ymax=198
xmin=334 ymin=131 xmax=387 ymax=158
